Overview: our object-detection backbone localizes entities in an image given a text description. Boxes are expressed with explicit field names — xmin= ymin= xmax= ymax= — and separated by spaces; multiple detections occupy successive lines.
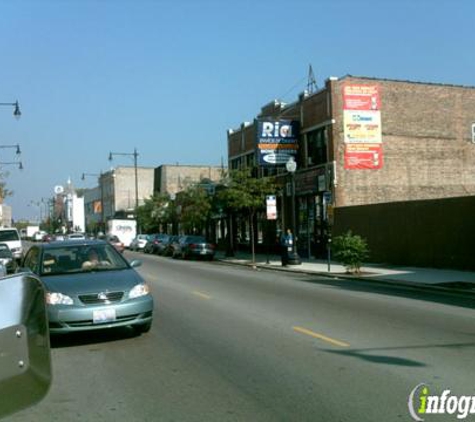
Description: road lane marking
xmin=193 ymin=291 xmax=212 ymax=300
xmin=292 ymin=326 xmax=350 ymax=348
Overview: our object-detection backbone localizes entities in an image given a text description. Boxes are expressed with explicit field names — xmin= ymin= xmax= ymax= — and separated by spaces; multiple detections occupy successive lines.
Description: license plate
xmin=200 ymin=250 xmax=207 ymax=255
xmin=93 ymin=308 xmax=116 ymax=324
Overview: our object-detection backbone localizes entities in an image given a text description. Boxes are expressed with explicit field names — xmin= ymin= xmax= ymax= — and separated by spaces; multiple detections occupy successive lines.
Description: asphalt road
xmin=6 ymin=251 xmax=475 ymax=422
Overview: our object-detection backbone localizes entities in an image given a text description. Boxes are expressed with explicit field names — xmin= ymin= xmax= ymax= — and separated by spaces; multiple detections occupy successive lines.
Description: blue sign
xmin=256 ymin=119 xmax=299 ymax=166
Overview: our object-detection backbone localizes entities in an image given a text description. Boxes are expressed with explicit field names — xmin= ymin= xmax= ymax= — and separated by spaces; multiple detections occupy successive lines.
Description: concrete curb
xmin=216 ymin=258 xmax=475 ymax=298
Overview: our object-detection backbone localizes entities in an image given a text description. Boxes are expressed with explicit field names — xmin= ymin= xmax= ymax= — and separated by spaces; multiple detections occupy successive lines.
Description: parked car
xmin=165 ymin=235 xmax=183 ymax=257
xmin=129 ymin=234 xmax=150 ymax=252
xmin=0 ymin=227 xmax=23 ymax=260
xmin=99 ymin=234 xmax=125 ymax=253
xmin=172 ymin=235 xmax=215 ymax=260
xmin=42 ymin=233 xmax=53 ymax=242
xmin=21 ymin=239 xmax=154 ymax=335
xmin=67 ymin=233 xmax=86 ymax=240
xmin=144 ymin=234 xmax=169 ymax=254
xmin=143 ymin=234 xmax=160 ymax=254
xmin=33 ymin=230 xmax=47 ymax=242
xmin=0 ymin=243 xmax=18 ymax=274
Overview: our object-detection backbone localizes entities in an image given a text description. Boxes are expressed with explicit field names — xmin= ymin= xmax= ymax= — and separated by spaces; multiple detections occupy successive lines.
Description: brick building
xmin=228 ymin=75 xmax=475 ymax=269
xmin=83 ymin=166 xmax=154 ymax=232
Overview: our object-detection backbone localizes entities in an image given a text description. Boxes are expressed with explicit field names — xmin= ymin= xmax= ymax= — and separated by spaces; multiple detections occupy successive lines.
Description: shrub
xmin=333 ymin=230 xmax=369 ymax=274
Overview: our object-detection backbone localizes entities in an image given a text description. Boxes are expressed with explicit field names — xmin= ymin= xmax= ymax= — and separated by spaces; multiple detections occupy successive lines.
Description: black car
xmin=172 ymin=236 xmax=215 ymax=260
xmin=143 ymin=234 xmax=168 ymax=254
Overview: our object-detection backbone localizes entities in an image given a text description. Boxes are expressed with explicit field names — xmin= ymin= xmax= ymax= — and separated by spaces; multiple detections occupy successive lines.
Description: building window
xmin=307 ymin=128 xmax=328 ymax=166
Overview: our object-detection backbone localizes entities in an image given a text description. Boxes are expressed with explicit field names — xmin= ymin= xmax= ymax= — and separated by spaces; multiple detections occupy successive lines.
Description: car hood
xmin=41 ymin=268 xmax=145 ymax=295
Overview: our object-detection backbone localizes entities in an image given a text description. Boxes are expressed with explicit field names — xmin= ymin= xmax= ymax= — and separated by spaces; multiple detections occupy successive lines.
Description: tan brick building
xmin=228 ymin=75 xmax=475 ymax=268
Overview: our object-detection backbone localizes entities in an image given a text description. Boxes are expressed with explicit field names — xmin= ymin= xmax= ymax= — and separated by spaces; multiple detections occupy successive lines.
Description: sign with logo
xmin=408 ymin=383 xmax=475 ymax=421
xmin=93 ymin=200 xmax=102 ymax=214
xmin=266 ymin=195 xmax=277 ymax=220
xmin=343 ymin=84 xmax=383 ymax=170
xmin=256 ymin=119 xmax=299 ymax=166
xmin=342 ymin=84 xmax=380 ymax=111
xmin=344 ymin=143 xmax=383 ymax=170
xmin=343 ymin=110 xmax=382 ymax=144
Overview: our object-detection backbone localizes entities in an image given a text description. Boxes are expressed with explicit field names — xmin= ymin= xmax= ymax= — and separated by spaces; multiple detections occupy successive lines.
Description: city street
xmin=7 ymin=252 xmax=475 ymax=422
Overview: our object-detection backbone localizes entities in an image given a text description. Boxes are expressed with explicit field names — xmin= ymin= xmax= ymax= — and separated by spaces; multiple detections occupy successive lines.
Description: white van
xmin=0 ymin=228 xmax=23 ymax=260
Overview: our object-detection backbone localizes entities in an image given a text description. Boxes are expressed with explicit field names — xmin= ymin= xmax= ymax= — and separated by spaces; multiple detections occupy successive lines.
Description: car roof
xmin=38 ymin=239 xmax=108 ymax=249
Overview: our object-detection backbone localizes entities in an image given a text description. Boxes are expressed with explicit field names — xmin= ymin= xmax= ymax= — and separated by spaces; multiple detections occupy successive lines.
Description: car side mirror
xmin=129 ymin=259 xmax=142 ymax=268
xmin=0 ymin=273 xmax=52 ymax=418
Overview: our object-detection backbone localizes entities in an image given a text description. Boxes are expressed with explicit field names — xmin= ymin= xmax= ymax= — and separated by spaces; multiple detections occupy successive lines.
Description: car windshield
xmin=0 ymin=230 xmax=19 ymax=241
xmin=40 ymin=243 xmax=129 ymax=276
xmin=0 ymin=247 xmax=12 ymax=258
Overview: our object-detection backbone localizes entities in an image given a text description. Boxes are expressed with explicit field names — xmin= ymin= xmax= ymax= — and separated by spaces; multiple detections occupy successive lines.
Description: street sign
xmin=266 ymin=195 xmax=277 ymax=220
xmin=323 ymin=191 xmax=332 ymax=204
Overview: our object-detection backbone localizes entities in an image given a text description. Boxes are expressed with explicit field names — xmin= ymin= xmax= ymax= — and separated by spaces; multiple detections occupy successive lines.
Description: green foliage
xmin=333 ymin=230 xmax=369 ymax=274
xmin=138 ymin=193 xmax=173 ymax=233
xmin=176 ymin=184 xmax=212 ymax=235
xmin=0 ymin=170 xmax=12 ymax=202
xmin=217 ymin=168 xmax=275 ymax=214
xmin=217 ymin=168 xmax=275 ymax=263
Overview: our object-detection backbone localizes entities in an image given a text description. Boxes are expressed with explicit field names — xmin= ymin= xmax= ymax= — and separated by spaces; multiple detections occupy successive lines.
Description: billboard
xmin=343 ymin=84 xmax=383 ymax=170
xmin=93 ymin=200 xmax=102 ymax=214
xmin=343 ymin=110 xmax=382 ymax=144
xmin=342 ymin=84 xmax=380 ymax=111
xmin=256 ymin=119 xmax=299 ymax=166
xmin=344 ymin=144 xmax=383 ymax=170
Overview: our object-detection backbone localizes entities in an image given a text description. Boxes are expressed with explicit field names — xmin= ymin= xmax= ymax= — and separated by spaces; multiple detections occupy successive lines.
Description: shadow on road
xmin=291 ymin=274 xmax=475 ymax=310
xmin=323 ymin=341 xmax=475 ymax=367
xmin=50 ymin=327 xmax=140 ymax=349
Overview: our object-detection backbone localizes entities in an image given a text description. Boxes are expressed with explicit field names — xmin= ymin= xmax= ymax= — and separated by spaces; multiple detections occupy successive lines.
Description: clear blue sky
xmin=0 ymin=0 xmax=474 ymax=221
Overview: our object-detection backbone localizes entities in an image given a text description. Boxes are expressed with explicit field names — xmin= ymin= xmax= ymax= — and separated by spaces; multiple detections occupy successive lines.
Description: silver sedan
xmin=21 ymin=239 xmax=154 ymax=335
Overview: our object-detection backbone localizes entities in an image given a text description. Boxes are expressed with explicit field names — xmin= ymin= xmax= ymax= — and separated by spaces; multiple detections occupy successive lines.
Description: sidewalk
xmin=215 ymin=251 xmax=475 ymax=295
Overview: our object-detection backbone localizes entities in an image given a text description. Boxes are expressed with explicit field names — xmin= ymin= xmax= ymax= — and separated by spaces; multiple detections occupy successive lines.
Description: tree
xmin=137 ymin=193 xmax=172 ymax=233
xmin=176 ymin=184 xmax=212 ymax=235
xmin=0 ymin=170 xmax=13 ymax=203
xmin=217 ymin=168 xmax=275 ymax=264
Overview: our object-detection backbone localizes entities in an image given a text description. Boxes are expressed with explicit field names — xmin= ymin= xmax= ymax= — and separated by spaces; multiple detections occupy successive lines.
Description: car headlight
xmin=129 ymin=283 xmax=150 ymax=299
xmin=46 ymin=292 xmax=74 ymax=305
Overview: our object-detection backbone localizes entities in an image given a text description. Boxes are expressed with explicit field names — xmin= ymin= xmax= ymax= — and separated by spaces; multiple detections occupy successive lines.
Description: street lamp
xmin=82 ymin=172 xmax=105 ymax=233
xmin=0 ymin=161 xmax=23 ymax=170
xmin=0 ymin=101 xmax=21 ymax=119
xmin=285 ymin=157 xmax=301 ymax=265
xmin=0 ymin=144 xmax=21 ymax=155
xmin=108 ymin=148 xmax=139 ymax=229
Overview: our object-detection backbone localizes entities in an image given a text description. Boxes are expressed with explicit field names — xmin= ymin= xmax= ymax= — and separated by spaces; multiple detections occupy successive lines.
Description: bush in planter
xmin=333 ymin=230 xmax=369 ymax=274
